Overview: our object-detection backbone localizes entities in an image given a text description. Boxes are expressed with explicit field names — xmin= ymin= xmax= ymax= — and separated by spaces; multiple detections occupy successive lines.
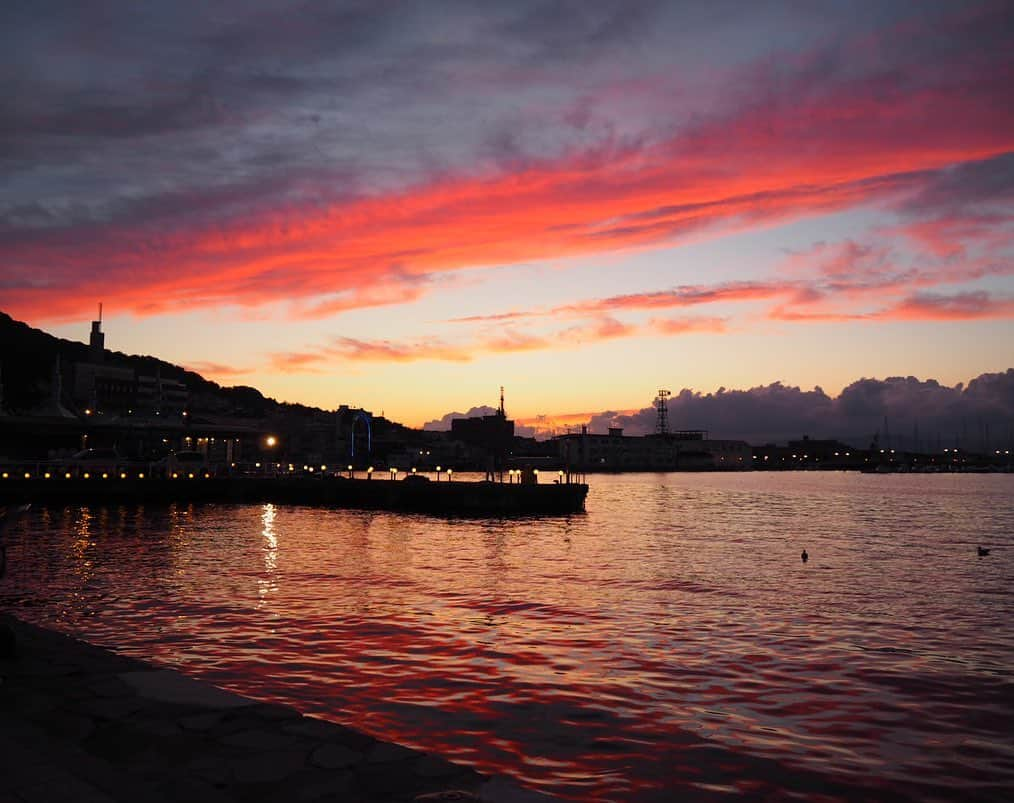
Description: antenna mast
xmin=655 ymin=389 xmax=671 ymax=435
xmin=499 ymin=386 xmax=505 ymax=417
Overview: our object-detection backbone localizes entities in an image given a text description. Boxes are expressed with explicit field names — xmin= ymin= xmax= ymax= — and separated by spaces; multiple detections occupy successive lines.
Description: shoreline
xmin=0 ymin=614 xmax=550 ymax=802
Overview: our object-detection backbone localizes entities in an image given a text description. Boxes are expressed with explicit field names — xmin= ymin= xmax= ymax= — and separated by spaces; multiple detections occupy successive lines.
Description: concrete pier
xmin=0 ymin=476 xmax=589 ymax=516
xmin=0 ymin=615 xmax=550 ymax=802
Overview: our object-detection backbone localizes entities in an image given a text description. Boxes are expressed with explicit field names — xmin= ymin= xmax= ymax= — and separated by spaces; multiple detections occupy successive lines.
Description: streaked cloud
xmin=1 ymin=3 xmax=1011 ymax=323
xmin=184 ymin=361 xmax=254 ymax=379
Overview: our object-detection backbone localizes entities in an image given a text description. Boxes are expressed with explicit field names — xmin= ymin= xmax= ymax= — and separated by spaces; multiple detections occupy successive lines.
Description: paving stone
xmin=368 ymin=741 xmax=419 ymax=763
xmin=414 ymin=755 xmax=472 ymax=779
xmin=179 ymin=711 xmax=225 ymax=731
xmin=309 ymin=742 xmax=362 ymax=769
xmin=11 ymin=689 xmax=58 ymax=717
xmin=78 ymin=696 xmax=146 ymax=720
xmin=16 ymin=658 xmax=79 ymax=678
xmin=328 ymin=722 xmax=377 ymax=752
xmin=478 ymin=776 xmax=555 ymax=802
xmin=230 ymin=750 xmax=307 ymax=784
xmin=282 ymin=717 xmax=343 ymax=740
xmin=119 ymin=669 xmax=253 ymax=709
xmin=187 ymin=756 xmax=233 ymax=787
xmin=132 ymin=716 xmax=182 ymax=739
xmin=353 ymin=762 xmax=430 ymax=799
xmin=153 ymin=774 xmax=234 ymax=803
xmin=413 ymin=792 xmax=482 ymax=802
xmin=86 ymin=676 xmax=136 ymax=698
xmin=222 ymin=727 xmax=298 ymax=751
xmin=42 ymin=711 xmax=95 ymax=742
xmin=288 ymin=772 xmax=357 ymax=803
xmin=249 ymin=701 xmax=302 ymax=721
xmin=83 ymin=722 xmax=155 ymax=762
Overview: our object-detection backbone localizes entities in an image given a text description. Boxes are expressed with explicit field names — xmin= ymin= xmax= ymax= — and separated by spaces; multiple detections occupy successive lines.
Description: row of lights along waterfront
xmin=0 ymin=467 xmax=583 ymax=482
xmin=0 ymin=467 xmax=460 ymax=480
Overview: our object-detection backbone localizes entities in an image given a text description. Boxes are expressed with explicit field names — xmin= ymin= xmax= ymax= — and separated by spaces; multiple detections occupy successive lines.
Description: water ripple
xmin=2 ymin=473 xmax=1012 ymax=801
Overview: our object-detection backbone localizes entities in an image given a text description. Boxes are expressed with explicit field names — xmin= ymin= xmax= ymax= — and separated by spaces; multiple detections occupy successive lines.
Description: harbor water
xmin=2 ymin=472 xmax=1012 ymax=801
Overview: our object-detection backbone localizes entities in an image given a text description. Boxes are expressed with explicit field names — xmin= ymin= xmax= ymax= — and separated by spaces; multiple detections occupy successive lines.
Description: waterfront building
xmin=450 ymin=409 xmax=514 ymax=454
xmin=555 ymin=426 xmax=751 ymax=471
xmin=135 ymin=370 xmax=188 ymax=417
xmin=71 ymin=314 xmax=136 ymax=415
xmin=70 ymin=316 xmax=189 ymax=417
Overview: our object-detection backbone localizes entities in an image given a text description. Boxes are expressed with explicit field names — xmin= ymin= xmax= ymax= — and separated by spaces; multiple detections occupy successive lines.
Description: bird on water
xmin=801 ymin=549 xmax=809 ymax=563
xmin=977 ymin=546 xmax=990 ymax=557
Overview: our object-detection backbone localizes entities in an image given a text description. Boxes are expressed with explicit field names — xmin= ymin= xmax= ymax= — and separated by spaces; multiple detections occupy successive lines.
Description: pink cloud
xmin=4 ymin=14 xmax=1012 ymax=325
xmin=650 ymin=316 xmax=728 ymax=334
xmin=885 ymin=291 xmax=1014 ymax=321
xmin=327 ymin=337 xmax=473 ymax=363
xmin=267 ymin=351 xmax=331 ymax=373
xmin=184 ymin=361 xmax=254 ymax=379
xmin=769 ymin=290 xmax=1014 ymax=323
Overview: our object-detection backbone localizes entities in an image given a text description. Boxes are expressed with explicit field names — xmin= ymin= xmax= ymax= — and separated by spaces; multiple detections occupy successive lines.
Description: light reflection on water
xmin=3 ymin=472 xmax=1013 ymax=801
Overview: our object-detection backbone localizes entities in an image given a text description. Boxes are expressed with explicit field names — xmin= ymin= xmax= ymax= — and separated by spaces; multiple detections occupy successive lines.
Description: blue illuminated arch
xmin=350 ymin=411 xmax=372 ymax=458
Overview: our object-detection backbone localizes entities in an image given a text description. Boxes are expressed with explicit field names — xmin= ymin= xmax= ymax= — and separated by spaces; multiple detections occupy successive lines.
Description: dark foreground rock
xmin=0 ymin=615 xmax=551 ymax=803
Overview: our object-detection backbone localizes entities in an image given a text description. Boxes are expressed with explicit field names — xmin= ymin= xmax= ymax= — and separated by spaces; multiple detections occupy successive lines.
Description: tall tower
xmin=89 ymin=303 xmax=105 ymax=364
xmin=655 ymin=389 xmax=671 ymax=435
xmin=499 ymin=386 xmax=505 ymax=417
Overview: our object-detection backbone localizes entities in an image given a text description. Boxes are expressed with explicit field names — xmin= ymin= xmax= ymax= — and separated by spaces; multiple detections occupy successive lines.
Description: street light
xmin=265 ymin=435 xmax=278 ymax=448
xmin=367 ymin=466 xmax=374 ymax=480
xmin=446 ymin=469 xmax=453 ymax=481
xmin=390 ymin=467 xmax=398 ymax=480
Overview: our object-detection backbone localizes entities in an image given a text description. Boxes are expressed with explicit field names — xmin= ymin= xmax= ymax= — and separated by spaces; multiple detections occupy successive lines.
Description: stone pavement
xmin=0 ymin=615 xmax=551 ymax=803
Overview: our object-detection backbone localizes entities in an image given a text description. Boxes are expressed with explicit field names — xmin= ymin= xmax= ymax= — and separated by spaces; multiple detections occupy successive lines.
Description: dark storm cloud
xmin=584 ymin=371 xmax=1014 ymax=449
xmin=1 ymin=0 xmax=955 ymax=226
xmin=900 ymin=153 xmax=1014 ymax=215
xmin=2 ymin=1 xmax=1011 ymax=322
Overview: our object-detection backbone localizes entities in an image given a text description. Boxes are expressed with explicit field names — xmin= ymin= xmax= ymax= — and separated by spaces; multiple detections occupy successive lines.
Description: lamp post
xmin=389 ymin=467 xmax=397 ymax=480
xmin=347 ymin=464 xmax=353 ymax=479
xmin=446 ymin=469 xmax=453 ymax=482
xmin=435 ymin=465 xmax=442 ymax=482
xmin=367 ymin=466 xmax=374 ymax=480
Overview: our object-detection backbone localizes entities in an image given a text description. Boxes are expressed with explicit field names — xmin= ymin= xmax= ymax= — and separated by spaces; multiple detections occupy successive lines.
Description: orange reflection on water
xmin=3 ymin=473 xmax=1013 ymax=801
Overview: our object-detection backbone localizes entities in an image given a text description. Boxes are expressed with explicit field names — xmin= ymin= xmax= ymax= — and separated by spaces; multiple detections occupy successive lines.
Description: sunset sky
xmin=2 ymin=1 xmax=1012 ymax=428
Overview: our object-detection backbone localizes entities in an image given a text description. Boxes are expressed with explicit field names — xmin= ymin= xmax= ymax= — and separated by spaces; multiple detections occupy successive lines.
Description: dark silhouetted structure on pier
xmin=450 ymin=388 xmax=514 ymax=458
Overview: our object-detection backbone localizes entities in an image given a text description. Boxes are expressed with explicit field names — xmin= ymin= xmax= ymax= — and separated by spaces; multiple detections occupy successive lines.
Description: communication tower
xmin=655 ymin=389 xmax=671 ymax=435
